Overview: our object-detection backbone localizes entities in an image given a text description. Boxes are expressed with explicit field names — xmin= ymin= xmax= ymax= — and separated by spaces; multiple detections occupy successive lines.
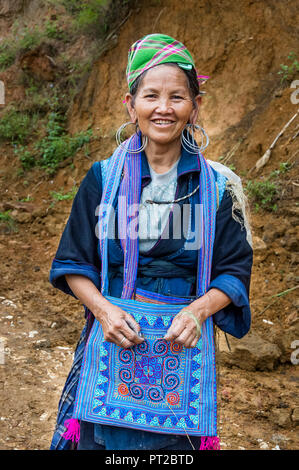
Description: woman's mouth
xmin=151 ymin=119 xmax=175 ymax=127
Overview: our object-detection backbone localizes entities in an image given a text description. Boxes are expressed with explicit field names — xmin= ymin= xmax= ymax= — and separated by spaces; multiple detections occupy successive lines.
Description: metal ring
xmin=115 ymin=122 xmax=148 ymax=154
xmin=120 ymin=337 xmax=126 ymax=345
xmin=181 ymin=124 xmax=209 ymax=154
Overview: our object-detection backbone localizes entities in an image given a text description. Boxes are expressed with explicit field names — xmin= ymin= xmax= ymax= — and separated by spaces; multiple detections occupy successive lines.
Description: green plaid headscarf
xmin=126 ymin=33 xmax=209 ymax=90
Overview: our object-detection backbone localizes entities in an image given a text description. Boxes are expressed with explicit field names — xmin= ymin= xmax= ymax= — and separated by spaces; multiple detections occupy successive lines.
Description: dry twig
xmin=250 ymin=109 xmax=299 ymax=173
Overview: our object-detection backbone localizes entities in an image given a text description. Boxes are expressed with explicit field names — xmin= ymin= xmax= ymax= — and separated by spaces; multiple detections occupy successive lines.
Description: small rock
xmin=263 ymin=319 xmax=274 ymax=325
xmin=290 ymin=253 xmax=299 ymax=265
xmin=270 ymin=408 xmax=291 ymax=428
xmin=262 ymin=222 xmax=288 ymax=243
xmin=285 ymin=272 xmax=299 ymax=283
xmin=28 ymin=330 xmax=38 ymax=338
xmin=271 ymin=433 xmax=290 ymax=444
xmin=13 ymin=212 xmax=33 ymax=224
xmin=2 ymin=299 xmax=17 ymax=309
xmin=219 ymin=442 xmax=227 ymax=447
xmin=33 ymin=339 xmax=51 ymax=349
xmin=252 ymin=235 xmax=267 ymax=252
xmin=291 ymin=407 xmax=299 ymax=425
xmin=39 ymin=412 xmax=50 ymax=422
xmin=274 ymin=322 xmax=299 ymax=363
xmin=259 ymin=442 xmax=269 ymax=449
xmin=219 ymin=331 xmax=282 ymax=371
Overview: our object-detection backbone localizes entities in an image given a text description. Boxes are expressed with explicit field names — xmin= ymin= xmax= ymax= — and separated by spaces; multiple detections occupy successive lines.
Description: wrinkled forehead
xmin=135 ymin=64 xmax=190 ymax=93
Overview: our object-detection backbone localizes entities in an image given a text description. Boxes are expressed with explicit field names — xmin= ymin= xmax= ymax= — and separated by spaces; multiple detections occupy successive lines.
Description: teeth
xmin=154 ymin=120 xmax=173 ymax=124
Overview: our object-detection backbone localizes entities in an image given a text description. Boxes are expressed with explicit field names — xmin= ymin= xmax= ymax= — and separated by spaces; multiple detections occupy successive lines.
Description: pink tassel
xmin=62 ymin=418 xmax=80 ymax=443
xmin=199 ymin=436 xmax=221 ymax=450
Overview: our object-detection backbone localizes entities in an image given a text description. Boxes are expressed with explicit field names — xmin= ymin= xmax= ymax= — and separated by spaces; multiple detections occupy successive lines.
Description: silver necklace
xmin=144 ymin=183 xmax=199 ymax=205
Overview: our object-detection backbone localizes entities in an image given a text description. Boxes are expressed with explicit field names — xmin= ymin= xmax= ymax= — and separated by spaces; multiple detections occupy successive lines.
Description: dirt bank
xmin=0 ymin=0 xmax=298 ymax=450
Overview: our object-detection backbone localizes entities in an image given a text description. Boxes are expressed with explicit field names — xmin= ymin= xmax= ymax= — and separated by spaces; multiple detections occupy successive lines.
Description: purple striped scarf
xmin=64 ymin=132 xmax=220 ymax=449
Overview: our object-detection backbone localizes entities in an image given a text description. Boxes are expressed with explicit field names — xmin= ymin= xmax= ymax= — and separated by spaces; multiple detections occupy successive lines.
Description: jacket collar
xmin=141 ymin=145 xmax=201 ymax=183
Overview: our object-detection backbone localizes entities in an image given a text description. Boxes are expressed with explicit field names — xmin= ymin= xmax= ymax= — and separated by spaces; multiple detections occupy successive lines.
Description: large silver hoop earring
xmin=181 ymin=123 xmax=209 ymax=154
xmin=116 ymin=121 xmax=148 ymax=154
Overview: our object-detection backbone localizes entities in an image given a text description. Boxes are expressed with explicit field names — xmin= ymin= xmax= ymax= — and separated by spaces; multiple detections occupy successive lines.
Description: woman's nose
xmin=155 ymin=97 xmax=172 ymax=113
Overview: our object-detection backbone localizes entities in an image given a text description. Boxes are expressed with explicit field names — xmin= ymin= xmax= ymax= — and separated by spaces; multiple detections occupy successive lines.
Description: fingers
xmin=163 ymin=315 xmax=185 ymax=342
xmin=108 ymin=322 xmax=143 ymax=348
xmin=117 ymin=334 xmax=134 ymax=349
xmin=124 ymin=314 xmax=143 ymax=341
xmin=101 ymin=305 xmax=144 ymax=347
xmin=123 ymin=313 xmax=144 ymax=343
xmin=164 ymin=312 xmax=201 ymax=348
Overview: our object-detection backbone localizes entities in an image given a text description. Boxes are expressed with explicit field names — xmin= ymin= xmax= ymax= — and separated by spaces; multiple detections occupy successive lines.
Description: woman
xmin=49 ymin=34 xmax=253 ymax=450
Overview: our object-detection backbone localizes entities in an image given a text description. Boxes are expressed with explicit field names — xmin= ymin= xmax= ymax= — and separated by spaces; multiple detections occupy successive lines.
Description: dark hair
xmin=129 ymin=63 xmax=202 ymax=107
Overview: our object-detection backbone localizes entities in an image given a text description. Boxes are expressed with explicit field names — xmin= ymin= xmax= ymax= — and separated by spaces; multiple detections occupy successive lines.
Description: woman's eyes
xmin=144 ymin=94 xmax=158 ymax=99
xmin=171 ymin=95 xmax=184 ymax=100
xmin=143 ymin=94 xmax=184 ymax=100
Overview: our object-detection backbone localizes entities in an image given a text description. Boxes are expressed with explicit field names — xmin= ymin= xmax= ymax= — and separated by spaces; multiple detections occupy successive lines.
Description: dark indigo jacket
xmin=50 ymin=147 xmax=253 ymax=339
xmin=49 ymin=147 xmax=253 ymax=450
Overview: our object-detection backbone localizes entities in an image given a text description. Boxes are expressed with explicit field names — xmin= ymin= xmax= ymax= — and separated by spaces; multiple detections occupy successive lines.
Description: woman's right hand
xmin=96 ymin=302 xmax=144 ymax=349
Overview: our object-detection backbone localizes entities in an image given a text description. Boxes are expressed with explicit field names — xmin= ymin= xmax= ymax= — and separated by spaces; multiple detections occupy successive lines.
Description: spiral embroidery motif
xmin=153 ymin=339 xmax=169 ymax=356
xmin=163 ymin=373 xmax=180 ymax=390
xmin=119 ymin=367 xmax=133 ymax=383
xmin=164 ymin=356 xmax=179 ymax=370
xmin=135 ymin=340 xmax=149 ymax=355
xmin=166 ymin=392 xmax=180 ymax=405
xmin=170 ymin=342 xmax=183 ymax=354
xmin=117 ymin=338 xmax=182 ymax=405
xmin=118 ymin=383 xmax=129 ymax=396
xmin=147 ymin=387 xmax=163 ymax=402
xmin=119 ymin=349 xmax=133 ymax=363
xmin=130 ymin=384 xmax=145 ymax=400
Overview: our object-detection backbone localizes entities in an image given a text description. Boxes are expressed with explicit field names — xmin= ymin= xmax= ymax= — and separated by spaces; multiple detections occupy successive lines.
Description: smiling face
xmin=125 ymin=64 xmax=201 ymax=149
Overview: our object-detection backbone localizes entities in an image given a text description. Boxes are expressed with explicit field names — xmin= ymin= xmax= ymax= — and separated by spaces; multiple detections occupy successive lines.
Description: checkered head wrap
xmin=126 ymin=33 xmax=209 ymax=90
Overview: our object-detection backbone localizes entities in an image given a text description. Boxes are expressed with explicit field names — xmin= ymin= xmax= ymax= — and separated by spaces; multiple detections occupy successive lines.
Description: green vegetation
xmin=0 ymin=27 xmax=43 ymax=71
xmin=0 ymin=42 xmax=16 ymax=70
xmin=0 ymin=210 xmax=17 ymax=233
xmin=269 ymin=162 xmax=292 ymax=178
xmin=246 ymin=162 xmax=292 ymax=212
xmin=34 ymin=112 xmax=92 ymax=173
xmin=278 ymin=52 xmax=299 ymax=83
xmin=0 ymin=0 xmax=133 ymax=179
xmin=14 ymin=145 xmax=37 ymax=171
xmin=19 ymin=195 xmax=34 ymax=202
xmin=13 ymin=112 xmax=92 ymax=174
xmin=50 ymin=186 xmax=78 ymax=201
xmin=44 ymin=19 xmax=66 ymax=40
xmin=0 ymin=108 xmax=39 ymax=144
xmin=62 ymin=0 xmax=109 ymax=35
xmin=246 ymin=180 xmax=278 ymax=212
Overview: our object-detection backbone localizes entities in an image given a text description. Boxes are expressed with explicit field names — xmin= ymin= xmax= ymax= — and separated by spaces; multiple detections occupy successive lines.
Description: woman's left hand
xmin=163 ymin=307 xmax=203 ymax=349
xmin=163 ymin=289 xmax=232 ymax=348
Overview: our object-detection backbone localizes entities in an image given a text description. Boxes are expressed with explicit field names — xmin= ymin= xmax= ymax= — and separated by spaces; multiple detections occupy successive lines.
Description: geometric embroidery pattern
xmin=73 ymin=295 xmax=217 ymax=437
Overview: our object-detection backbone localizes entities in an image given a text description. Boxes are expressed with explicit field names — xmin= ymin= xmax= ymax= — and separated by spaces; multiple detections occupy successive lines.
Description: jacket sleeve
xmin=49 ymin=162 xmax=102 ymax=298
xmin=209 ymin=189 xmax=253 ymax=338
